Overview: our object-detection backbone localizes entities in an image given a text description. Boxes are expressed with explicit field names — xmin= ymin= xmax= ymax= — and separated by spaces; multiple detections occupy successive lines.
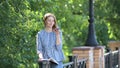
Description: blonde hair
xmin=43 ymin=13 xmax=57 ymax=30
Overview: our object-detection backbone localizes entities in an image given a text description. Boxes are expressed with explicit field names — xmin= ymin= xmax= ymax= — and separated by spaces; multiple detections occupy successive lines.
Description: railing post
xmin=109 ymin=50 xmax=113 ymax=68
xmin=73 ymin=55 xmax=78 ymax=68
xmin=118 ymin=47 xmax=120 ymax=68
xmin=68 ymin=55 xmax=78 ymax=68
xmin=68 ymin=56 xmax=74 ymax=62
xmin=38 ymin=60 xmax=50 ymax=68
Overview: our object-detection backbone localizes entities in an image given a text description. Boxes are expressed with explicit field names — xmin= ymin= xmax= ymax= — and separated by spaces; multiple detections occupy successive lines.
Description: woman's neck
xmin=45 ymin=27 xmax=52 ymax=32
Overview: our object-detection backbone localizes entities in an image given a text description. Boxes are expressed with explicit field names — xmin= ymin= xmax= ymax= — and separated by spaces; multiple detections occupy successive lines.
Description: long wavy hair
xmin=43 ymin=13 xmax=57 ymax=30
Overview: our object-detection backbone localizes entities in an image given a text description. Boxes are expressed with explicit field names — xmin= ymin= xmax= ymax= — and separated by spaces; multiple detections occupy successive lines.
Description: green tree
xmin=0 ymin=0 xmax=120 ymax=68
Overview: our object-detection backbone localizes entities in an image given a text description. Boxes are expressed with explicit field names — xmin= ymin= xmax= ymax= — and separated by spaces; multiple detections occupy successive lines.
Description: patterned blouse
xmin=36 ymin=30 xmax=65 ymax=61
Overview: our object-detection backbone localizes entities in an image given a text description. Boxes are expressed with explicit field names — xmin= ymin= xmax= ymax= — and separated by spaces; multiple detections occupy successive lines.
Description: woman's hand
xmin=38 ymin=53 xmax=43 ymax=61
xmin=38 ymin=58 xmax=44 ymax=61
xmin=53 ymin=28 xmax=60 ymax=35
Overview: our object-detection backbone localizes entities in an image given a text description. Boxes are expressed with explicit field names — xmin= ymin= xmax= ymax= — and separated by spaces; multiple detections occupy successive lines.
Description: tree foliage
xmin=0 ymin=0 xmax=120 ymax=67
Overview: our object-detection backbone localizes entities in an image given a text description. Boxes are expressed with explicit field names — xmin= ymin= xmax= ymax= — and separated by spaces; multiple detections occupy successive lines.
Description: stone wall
xmin=108 ymin=41 xmax=120 ymax=51
xmin=72 ymin=46 xmax=105 ymax=68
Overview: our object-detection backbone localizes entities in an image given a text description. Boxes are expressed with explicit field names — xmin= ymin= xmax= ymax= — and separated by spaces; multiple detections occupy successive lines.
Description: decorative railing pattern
xmin=38 ymin=56 xmax=87 ymax=68
xmin=38 ymin=48 xmax=120 ymax=68
xmin=63 ymin=56 xmax=87 ymax=68
xmin=104 ymin=48 xmax=120 ymax=68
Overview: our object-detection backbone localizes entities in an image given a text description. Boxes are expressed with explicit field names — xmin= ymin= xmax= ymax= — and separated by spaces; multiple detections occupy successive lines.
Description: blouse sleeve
xmin=36 ymin=32 xmax=43 ymax=54
xmin=56 ymin=31 xmax=62 ymax=50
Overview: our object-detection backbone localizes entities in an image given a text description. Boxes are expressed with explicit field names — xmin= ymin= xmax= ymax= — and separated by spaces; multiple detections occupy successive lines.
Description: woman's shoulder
xmin=37 ymin=30 xmax=45 ymax=35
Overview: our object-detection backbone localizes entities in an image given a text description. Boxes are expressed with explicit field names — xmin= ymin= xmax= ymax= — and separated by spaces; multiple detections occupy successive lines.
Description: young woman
xmin=36 ymin=13 xmax=65 ymax=68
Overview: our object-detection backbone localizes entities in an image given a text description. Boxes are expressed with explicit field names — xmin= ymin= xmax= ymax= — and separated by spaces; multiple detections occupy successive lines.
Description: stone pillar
xmin=72 ymin=46 xmax=105 ymax=68
xmin=93 ymin=46 xmax=105 ymax=68
xmin=108 ymin=41 xmax=120 ymax=51
xmin=72 ymin=47 xmax=93 ymax=68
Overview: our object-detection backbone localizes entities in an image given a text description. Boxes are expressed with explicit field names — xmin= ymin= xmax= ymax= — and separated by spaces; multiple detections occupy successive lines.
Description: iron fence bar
xmin=111 ymin=50 xmax=119 ymax=67
xmin=109 ymin=50 xmax=113 ymax=68
xmin=63 ymin=56 xmax=87 ymax=68
xmin=38 ymin=60 xmax=50 ymax=68
xmin=119 ymin=47 xmax=120 ymax=68
xmin=63 ymin=62 xmax=74 ymax=67
xmin=104 ymin=51 xmax=110 ymax=68
xmin=77 ymin=59 xmax=87 ymax=68
xmin=104 ymin=49 xmax=120 ymax=68
xmin=38 ymin=56 xmax=87 ymax=68
xmin=73 ymin=56 xmax=77 ymax=68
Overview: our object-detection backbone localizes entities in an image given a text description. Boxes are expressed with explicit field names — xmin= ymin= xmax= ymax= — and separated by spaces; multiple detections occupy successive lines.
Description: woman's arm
xmin=36 ymin=33 xmax=43 ymax=60
xmin=54 ymin=28 xmax=62 ymax=50
xmin=56 ymin=32 xmax=61 ymax=45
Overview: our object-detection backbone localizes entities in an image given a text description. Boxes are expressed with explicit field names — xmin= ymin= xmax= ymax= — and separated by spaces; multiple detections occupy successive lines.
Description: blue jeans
xmin=51 ymin=61 xmax=63 ymax=68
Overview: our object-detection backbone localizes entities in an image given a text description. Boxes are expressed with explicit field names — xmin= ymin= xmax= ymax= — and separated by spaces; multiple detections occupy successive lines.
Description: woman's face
xmin=45 ymin=16 xmax=55 ymax=28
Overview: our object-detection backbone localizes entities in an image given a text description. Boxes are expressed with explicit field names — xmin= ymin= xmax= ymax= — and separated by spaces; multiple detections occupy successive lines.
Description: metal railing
xmin=63 ymin=56 xmax=87 ymax=68
xmin=104 ymin=48 xmax=120 ymax=68
xmin=38 ymin=56 xmax=87 ymax=68
xmin=38 ymin=48 xmax=120 ymax=68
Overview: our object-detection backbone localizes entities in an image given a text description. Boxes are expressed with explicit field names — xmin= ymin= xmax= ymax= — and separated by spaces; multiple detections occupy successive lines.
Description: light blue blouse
xmin=36 ymin=30 xmax=65 ymax=61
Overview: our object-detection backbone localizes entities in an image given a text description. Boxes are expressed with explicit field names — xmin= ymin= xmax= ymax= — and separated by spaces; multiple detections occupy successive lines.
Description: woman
xmin=36 ymin=13 xmax=65 ymax=68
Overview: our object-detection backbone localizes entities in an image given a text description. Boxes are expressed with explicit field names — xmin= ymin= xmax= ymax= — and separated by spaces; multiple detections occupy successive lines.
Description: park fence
xmin=38 ymin=48 xmax=120 ymax=68
xmin=38 ymin=56 xmax=87 ymax=68
xmin=104 ymin=48 xmax=120 ymax=68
